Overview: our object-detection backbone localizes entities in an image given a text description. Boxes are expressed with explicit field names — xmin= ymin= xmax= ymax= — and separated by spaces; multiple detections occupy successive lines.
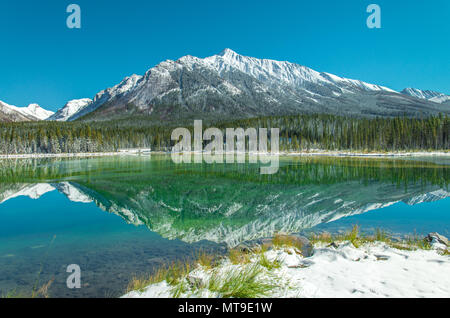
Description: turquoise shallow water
xmin=0 ymin=191 xmax=224 ymax=298
xmin=0 ymin=155 xmax=448 ymax=297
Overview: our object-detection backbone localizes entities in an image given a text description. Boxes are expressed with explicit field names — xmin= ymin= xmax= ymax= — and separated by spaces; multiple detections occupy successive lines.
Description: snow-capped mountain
xmin=66 ymin=49 xmax=450 ymax=122
xmin=16 ymin=103 xmax=54 ymax=120
xmin=3 ymin=50 xmax=449 ymax=123
xmin=0 ymin=100 xmax=54 ymax=122
xmin=47 ymin=98 xmax=93 ymax=121
xmin=0 ymin=100 xmax=32 ymax=122
xmin=401 ymin=88 xmax=450 ymax=104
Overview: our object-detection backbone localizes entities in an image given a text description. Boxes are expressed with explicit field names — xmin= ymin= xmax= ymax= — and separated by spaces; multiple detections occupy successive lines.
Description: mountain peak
xmin=218 ymin=48 xmax=238 ymax=57
xmin=27 ymin=103 xmax=41 ymax=110
xmin=48 ymin=98 xmax=93 ymax=121
xmin=23 ymin=103 xmax=54 ymax=120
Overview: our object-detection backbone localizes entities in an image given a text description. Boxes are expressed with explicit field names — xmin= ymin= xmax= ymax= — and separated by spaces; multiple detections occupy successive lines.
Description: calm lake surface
xmin=0 ymin=155 xmax=448 ymax=297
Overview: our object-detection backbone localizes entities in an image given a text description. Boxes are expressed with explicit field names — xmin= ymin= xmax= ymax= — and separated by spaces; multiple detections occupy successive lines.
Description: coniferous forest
xmin=0 ymin=113 xmax=448 ymax=154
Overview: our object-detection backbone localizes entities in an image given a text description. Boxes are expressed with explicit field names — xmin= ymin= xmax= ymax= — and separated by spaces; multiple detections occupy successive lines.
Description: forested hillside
xmin=0 ymin=114 xmax=448 ymax=154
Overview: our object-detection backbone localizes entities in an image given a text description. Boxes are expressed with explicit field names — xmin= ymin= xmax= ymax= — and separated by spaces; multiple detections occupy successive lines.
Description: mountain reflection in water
xmin=1 ymin=155 xmax=448 ymax=247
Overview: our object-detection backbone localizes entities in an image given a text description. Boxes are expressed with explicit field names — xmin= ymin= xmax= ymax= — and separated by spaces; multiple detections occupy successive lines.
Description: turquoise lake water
xmin=0 ymin=155 xmax=448 ymax=297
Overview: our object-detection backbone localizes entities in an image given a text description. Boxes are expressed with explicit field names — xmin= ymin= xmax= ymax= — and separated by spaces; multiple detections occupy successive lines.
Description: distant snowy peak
xmin=401 ymin=88 xmax=450 ymax=104
xmin=0 ymin=100 xmax=54 ymax=121
xmin=48 ymin=98 xmax=93 ymax=121
xmin=15 ymin=103 xmax=54 ymax=120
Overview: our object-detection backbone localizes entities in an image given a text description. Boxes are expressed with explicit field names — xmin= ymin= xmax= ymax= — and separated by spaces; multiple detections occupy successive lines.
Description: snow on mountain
xmin=401 ymin=88 xmax=443 ymax=100
xmin=48 ymin=98 xmax=93 ymax=121
xmin=2 ymin=50 xmax=450 ymax=123
xmin=11 ymin=103 xmax=54 ymax=120
xmin=0 ymin=100 xmax=54 ymax=121
xmin=68 ymin=75 xmax=143 ymax=121
xmin=401 ymin=88 xmax=450 ymax=104
xmin=205 ymin=48 xmax=396 ymax=93
xmin=430 ymin=95 xmax=450 ymax=104
xmin=64 ymin=49 xmax=449 ymax=121
xmin=0 ymin=100 xmax=32 ymax=122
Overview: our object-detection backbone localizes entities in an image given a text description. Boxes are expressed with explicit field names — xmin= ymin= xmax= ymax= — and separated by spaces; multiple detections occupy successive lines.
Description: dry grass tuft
xmin=229 ymin=248 xmax=251 ymax=265
xmin=272 ymin=233 xmax=304 ymax=251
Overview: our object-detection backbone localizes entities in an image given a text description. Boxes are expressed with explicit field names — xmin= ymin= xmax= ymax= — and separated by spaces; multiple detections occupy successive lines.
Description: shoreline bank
xmin=123 ymin=232 xmax=450 ymax=298
xmin=1 ymin=150 xmax=449 ymax=160
xmin=0 ymin=152 xmax=129 ymax=159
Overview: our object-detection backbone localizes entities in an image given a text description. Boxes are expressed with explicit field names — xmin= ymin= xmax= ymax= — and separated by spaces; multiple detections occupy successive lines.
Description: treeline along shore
xmin=0 ymin=113 xmax=448 ymax=155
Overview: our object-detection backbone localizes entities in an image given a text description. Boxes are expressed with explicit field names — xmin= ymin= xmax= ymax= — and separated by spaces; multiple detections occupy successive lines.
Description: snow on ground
xmin=1 ymin=150 xmax=449 ymax=160
xmin=270 ymin=242 xmax=449 ymax=298
xmin=123 ymin=241 xmax=450 ymax=298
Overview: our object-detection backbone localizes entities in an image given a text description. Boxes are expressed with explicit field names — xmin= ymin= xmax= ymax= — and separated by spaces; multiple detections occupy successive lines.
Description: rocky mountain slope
xmin=3 ymin=50 xmax=449 ymax=123
xmin=68 ymin=49 xmax=450 ymax=122
xmin=47 ymin=98 xmax=93 ymax=121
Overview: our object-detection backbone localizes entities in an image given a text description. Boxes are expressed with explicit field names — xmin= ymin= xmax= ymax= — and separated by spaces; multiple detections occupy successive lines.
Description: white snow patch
xmin=123 ymin=242 xmax=450 ymax=298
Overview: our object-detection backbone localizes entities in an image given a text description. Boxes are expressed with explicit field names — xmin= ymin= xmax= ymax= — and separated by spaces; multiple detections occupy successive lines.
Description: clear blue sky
xmin=0 ymin=0 xmax=449 ymax=111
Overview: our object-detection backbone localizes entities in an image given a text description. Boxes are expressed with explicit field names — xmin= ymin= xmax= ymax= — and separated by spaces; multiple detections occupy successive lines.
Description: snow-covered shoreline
xmin=0 ymin=149 xmax=151 ymax=159
xmin=123 ymin=234 xmax=450 ymax=298
xmin=1 ymin=150 xmax=448 ymax=160
xmin=0 ymin=152 xmax=125 ymax=159
xmin=283 ymin=150 xmax=450 ymax=157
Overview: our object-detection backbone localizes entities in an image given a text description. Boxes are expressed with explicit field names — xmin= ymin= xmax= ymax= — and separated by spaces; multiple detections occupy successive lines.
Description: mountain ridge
xmin=66 ymin=49 xmax=449 ymax=122
xmin=2 ymin=49 xmax=449 ymax=123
